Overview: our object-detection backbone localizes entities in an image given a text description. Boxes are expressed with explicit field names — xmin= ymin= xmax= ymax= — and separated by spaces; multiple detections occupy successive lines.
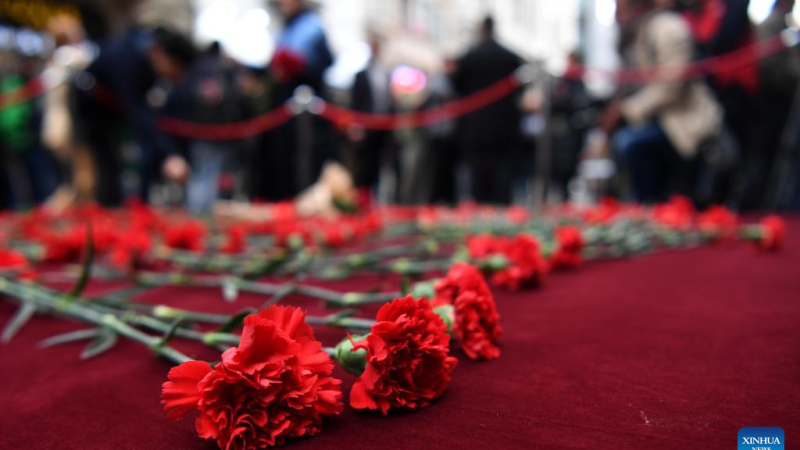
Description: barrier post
xmin=290 ymin=85 xmax=318 ymax=192
xmin=764 ymin=77 xmax=800 ymax=209
xmin=531 ymin=66 xmax=552 ymax=209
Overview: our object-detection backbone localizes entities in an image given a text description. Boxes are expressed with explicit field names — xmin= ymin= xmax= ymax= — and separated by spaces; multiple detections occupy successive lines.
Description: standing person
xmin=238 ymin=66 xmax=273 ymax=201
xmin=267 ymin=0 xmax=334 ymax=200
xmin=682 ymin=0 xmax=759 ymax=205
xmin=348 ymin=30 xmax=394 ymax=196
xmin=451 ymin=17 xmax=523 ymax=204
xmin=550 ymin=52 xmax=592 ymax=200
xmin=747 ymin=0 xmax=799 ymax=208
xmin=41 ymin=15 xmax=96 ymax=212
xmin=73 ymin=27 xmax=196 ymax=206
xmin=163 ymin=43 xmax=243 ymax=214
xmin=603 ymin=0 xmax=723 ymax=203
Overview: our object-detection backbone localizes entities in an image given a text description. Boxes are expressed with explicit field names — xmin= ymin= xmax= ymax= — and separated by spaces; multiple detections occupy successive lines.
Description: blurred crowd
xmin=0 ymin=0 xmax=799 ymax=214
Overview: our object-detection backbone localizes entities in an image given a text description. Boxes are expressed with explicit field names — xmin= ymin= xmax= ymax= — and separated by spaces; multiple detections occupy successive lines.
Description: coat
xmin=621 ymin=11 xmax=723 ymax=158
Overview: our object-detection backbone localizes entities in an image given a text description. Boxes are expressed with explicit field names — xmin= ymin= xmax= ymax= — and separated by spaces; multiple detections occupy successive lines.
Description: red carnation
xmin=431 ymin=263 xmax=502 ymax=360
xmin=506 ymin=206 xmax=529 ymax=224
xmin=757 ymin=215 xmax=786 ymax=251
xmin=653 ymin=195 xmax=695 ymax=230
xmin=0 ymin=249 xmax=28 ymax=269
xmin=697 ymin=205 xmax=738 ymax=241
xmin=466 ymin=233 xmax=497 ymax=258
xmin=348 ymin=295 xmax=458 ymax=414
xmin=161 ymin=305 xmax=343 ymax=450
xmin=550 ymin=226 xmax=585 ymax=270
xmin=110 ymin=228 xmax=152 ymax=270
xmin=42 ymin=228 xmax=85 ymax=263
xmin=221 ymin=225 xmax=247 ymax=254
xmin=164 ymin=221 xmax=206 ymax=252
xmin=468 ymin=234 xmax=548 ymax=290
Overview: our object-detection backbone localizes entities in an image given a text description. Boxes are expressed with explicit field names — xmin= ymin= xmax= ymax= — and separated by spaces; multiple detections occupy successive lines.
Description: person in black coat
xmin=348 ymin=31 xmax=393 ymax=191
xmin=450 ymin=17 xmax=523 ymax=204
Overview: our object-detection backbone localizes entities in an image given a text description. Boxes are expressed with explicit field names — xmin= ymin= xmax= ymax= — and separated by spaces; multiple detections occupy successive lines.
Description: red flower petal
xmin=161 ymin=361 xmax=213 ymax=420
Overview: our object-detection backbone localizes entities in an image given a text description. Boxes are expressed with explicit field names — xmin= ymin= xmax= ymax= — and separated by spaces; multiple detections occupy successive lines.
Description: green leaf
xmin=80 ymin=327 xmax=117 ymax=360
xmin=1 ymin=301 xmax=37 ymax=343
xmin=69 ymin=223 xmax=95 ymax=299
xmin=39 ymin=328 xmax=100 ymax=348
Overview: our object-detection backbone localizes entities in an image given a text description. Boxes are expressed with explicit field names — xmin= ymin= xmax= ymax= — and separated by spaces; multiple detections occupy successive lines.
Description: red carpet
xmin=1 ymin=219 xmax=798 ymax=449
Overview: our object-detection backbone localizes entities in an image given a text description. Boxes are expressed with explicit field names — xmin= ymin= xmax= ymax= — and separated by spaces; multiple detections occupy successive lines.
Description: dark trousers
xmin=738 ymin=91 xmax=795 ymax=210
xmin=613 ymin=122 xmax=692 ymax=203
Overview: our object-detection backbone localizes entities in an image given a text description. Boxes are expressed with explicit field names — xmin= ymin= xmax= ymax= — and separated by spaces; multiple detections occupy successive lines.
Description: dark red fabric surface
xmin=2 ymin=220 xmax=799 ymax=450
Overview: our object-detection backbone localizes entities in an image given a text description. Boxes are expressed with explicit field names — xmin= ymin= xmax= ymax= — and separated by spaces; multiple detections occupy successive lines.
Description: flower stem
xmin=0 ymin=278 xmax=192 ymax=365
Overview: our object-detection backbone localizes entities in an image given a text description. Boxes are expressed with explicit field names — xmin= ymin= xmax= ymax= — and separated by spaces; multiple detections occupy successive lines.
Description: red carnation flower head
xmin=221 ymin=225 xmax=247 ymax=254
xmin=431 ymin=263 xmax=502 ymax=360
xmin=337 ymin=295 xmax=458 ymax=415
xmin=506 ymin=206 xmax=530 ymax=224
xmin=42 ymin=227 xmax=86 ymax=263
xmin=0 ymin=248 xmax=28 ymax=270
xmin=466 ymin=233 xmax=498 ymax=258
xmin=697 ymin=205 xmax=738 ymax=241
xmin=164 ymin=220 xmax=206 ymax=252
xmin=161 ymin=305 xmax=343 ymax=450
xmin=550 ymin=226 xmax=585 ymax=270
xmin=109 ymin=228 xmax=152 ymax=270
xmin=583 ymin=197 xmax=622 ymax=223
xmin=467 ymin=233 xmax=548 ymax=290
xmin=757 ymin=215 xmax=786 ymax=251
xmin=653 ymin=195 xmax=696 ymax=230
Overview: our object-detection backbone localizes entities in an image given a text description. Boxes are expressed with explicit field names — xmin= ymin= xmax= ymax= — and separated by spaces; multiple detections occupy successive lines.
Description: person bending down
xmin=602 ymin=0 xmax=722 ymax=203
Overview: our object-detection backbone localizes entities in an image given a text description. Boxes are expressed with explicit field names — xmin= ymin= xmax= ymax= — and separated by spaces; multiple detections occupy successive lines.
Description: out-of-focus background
xmin=0 ymin=0 xmax=798 ymax=213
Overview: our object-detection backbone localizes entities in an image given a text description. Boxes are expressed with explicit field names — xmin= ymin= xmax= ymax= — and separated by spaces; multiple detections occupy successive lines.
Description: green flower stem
xmin=326 ymin=317 xmax=375 ymax=331
xmin=740 ymin=225 xmax=763 ymax=240
xmin=0 ymin=278 xmax=192 ymax=365
xmin=231 ymin=278 xmax=284 ymax=295
xmin=313 ymin=240 xmax=440 ymax=267
xmin=323 ymin=346 xmax=336 ymax=357
xmin=151 ymin=305 xmax=231 ymax=324
xmin=334 ymin=291 xmax=403 ymax=306
xmin=127 ymin=314 xmax=238 ymax=346
xmin=294 ymin=284 xmax=348 ymax=303
xmin=385 ymin=258 xmax=453 ymax=275
xmin=135 ymin=271 xmax=221 ymax=288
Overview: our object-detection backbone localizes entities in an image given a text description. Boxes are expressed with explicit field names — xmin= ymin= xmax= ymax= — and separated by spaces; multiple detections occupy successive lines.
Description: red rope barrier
xmin=0 ymin=30 xmax=795 ymax=140
xmin=0 ymin=77 xmax=45 ymax=111
xmin=564 ymin=33 xmax=789 ymax=84
xmin=155 ymin=105 xmax=295 ymax=140
xmin=317 ymin=73 xmax=522 ymax=130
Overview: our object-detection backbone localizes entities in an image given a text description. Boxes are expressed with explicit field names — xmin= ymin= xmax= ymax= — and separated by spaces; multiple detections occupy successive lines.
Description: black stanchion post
xmin=291 ymin=85 xmax=317 ymax=192
xmin=531 ymin=65 xmax=552 ymax=209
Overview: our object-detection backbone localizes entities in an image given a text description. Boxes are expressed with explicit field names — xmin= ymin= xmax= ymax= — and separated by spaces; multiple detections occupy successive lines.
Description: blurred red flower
xmin=0 ymin=248 xmax=28 ymax=269
xmin=758 ymin=215 xmax=786 ymax=251
xmin=164 ymin=221 xmax=206 ymax=252
xmin=432 ymin=263 xmax=502 ymax=360
xmin=550 ymin=226 xmax=585 ymax=270
xmin=468 ymin=233 xmax=548 ymax=290
xmin=697 ymin=205 xmax=738 ymax=241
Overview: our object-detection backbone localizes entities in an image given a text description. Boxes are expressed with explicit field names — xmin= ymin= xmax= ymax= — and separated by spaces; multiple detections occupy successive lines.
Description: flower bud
xmin=153 ymin=305 xmax=180 ymax=320
xmin=411 ymin=279 xmax=437 ymax=300
xmin=432 ymin=305 xmax=454 ymax=334
xmin=484 ymin=254 xmax=509 ymax=271
xmin=333 ymin=335 xmax=368 ymax=375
